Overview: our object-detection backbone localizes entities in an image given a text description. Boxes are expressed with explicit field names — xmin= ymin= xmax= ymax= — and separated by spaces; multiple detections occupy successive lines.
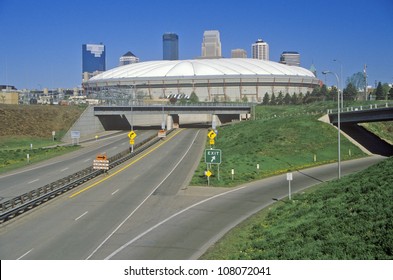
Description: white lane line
xmin=27 ymin=179 xmax=39 ymax=184
xmin=75 ymin=211 xmax=88 ymax=221
xmin=112 ymin=146 xmax=118 ymax=149
xmin=86 ymin=130 xmax=200 ymax=260
xmin=83 ymin=158 xmax=92 ymax=163
xmin=17 ymin=248 xmax=33 ymax=260
xmin=60 ymin=167 xmax=69 ymax=172
xmin=111 ymin=189 xmax=119 ymax=195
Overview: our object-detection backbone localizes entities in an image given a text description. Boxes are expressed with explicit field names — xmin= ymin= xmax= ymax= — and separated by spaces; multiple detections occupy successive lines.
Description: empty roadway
xmin=0 ymin=130 xmax=155 ymax=200
xmin=0 ymin=127 xmax=385 ymax=259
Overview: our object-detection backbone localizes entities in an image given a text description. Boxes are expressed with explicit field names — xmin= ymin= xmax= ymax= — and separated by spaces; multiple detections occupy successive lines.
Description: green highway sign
xmin=205 ymin=149 xmax=222 ymax=164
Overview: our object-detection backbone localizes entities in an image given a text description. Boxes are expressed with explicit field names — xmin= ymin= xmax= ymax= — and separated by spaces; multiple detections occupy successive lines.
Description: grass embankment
xmin=191 ymin=103 xmax=366 ymax=187
xmin=202 ymin=157 xmax=393 ymax=260
xmin=0 ymin=104 xmax=84 ymax=172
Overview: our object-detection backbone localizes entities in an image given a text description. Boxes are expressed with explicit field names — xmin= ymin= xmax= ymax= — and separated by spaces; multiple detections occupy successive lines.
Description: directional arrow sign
xmin=207 ymin=130 xmax=216 ymax=139
xmin=128 ymin=130 xmax=137 ymax=139
xmin=205 ymin=149 xmax=221 ymax=164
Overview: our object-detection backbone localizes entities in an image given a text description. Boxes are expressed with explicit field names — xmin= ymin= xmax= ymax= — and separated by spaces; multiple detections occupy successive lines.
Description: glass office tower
xmin=82 ymin=43 xmax=106 ymax=73
xmin=163 ymin=33 xmax=179 ymax=60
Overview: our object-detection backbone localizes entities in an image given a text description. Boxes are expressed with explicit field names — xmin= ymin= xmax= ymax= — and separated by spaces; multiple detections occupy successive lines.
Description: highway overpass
xmin=63 ymin=104 xmax=252 ymax=142
xmin=327 ymin=103 xmax=393 ymax=157
xmin=328 ymin=103 xmax=393 ymax=124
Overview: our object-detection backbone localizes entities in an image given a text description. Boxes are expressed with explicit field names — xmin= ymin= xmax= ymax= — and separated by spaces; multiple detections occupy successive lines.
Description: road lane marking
xmin=60 ymin=167 xmax=69 ymax=172
xmin=75 ymin=211 xmax=88 ymax=221
xmin=17 ymin=249 xmax=33 ymax=260
xmin=104 ymin=179 xmax=253 ymax=260
xmin=83 ymin=158 xmax=91 ymax=163
xmin=86 ymin=129 xmax=200 ymax=260
xmin=69 ymin=129 xmax=184 ymax=199
xmin=111 ymin=189 xmax=119 ymax=195
xmin=27 ymin=179 xmax=39 ymax=184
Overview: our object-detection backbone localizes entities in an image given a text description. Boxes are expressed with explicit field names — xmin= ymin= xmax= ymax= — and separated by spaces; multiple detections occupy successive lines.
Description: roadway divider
xmin=0 ymin=129 xmax=175 ymax=224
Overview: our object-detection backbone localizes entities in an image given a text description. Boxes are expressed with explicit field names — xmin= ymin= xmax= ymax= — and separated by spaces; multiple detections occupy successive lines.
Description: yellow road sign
xmin=207 ymin=130 xmax=216 ymax=139
xmin=128 ymin=130 xmax=137 ymax=139
xmin=209 ymin=139 xmax=215 ymax=145
xmin=129 ymin=139 xmax=135 ymax=145
xmin=205 ymin=170 xmax=212 ymax=177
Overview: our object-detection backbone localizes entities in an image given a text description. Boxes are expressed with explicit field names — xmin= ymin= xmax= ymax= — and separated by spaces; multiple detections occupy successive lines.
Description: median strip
xmin=69 ymin=129 xmax=184 ymax=199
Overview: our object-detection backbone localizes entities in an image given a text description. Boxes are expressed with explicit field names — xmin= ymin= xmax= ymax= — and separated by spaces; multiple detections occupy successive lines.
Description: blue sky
xmin=0 ymin=0 xmax=392 ymax=89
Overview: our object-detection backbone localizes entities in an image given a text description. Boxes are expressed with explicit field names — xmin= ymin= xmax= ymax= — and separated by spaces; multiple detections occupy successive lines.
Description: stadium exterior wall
xmin=84 ymin=59 xmax=320 ymax=103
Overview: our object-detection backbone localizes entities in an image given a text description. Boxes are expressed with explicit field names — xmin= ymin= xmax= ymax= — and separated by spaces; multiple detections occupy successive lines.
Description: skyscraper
xmin=280 ymin=51 xmax=300 ymax=66
xmin=82 ymin=43 xmax=106 ymax=82
xmin=201 ymin=30 xmax=222 ymax=58
xmin=231 ymin=49 xmax=247 ymax=58
xmin=252 ymin=39 xmax=269 ymax=60
xmin=163 ymin=33 xmax=179 ymax=60
xmin=119 ymin=51 xmax=139 ymax=65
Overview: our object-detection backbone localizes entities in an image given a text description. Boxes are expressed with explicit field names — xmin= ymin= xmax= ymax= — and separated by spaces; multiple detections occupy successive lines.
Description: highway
xmin=0 ymin=130 xmax=155 ymax=200
xmin=0 ymin=127 xmax=385 ymax=259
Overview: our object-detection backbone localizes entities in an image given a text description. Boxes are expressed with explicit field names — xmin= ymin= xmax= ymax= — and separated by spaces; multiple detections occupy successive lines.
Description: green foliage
xmin=190 ymin=104 xmax=365 ymax=187
xmin=343 ymin=83 xmax=358 ymax=100
xmin=202 ymin=157 xmax=393 ymax=260
xmin=375 ymin=82 xmax=385 ymax=100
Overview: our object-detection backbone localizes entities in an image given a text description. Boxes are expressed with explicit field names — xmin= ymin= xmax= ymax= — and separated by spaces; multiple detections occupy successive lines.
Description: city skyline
xmin=0 ymin=0 xmax=392 ymax=89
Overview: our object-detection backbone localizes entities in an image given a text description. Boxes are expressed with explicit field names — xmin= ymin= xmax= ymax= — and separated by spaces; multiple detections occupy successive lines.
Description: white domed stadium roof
xmin=89 ymin=58 xmax=315 ymax=82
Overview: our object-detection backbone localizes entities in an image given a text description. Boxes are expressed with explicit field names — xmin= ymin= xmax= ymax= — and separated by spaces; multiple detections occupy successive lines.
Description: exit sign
xmin=205 ymin=149 xmax=222 ymax=164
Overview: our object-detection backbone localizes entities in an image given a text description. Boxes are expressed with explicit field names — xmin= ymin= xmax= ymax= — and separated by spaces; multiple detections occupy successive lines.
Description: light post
xmin=333 ymin=59 xmax=343 ymax=109
xmin=322 ymin=70 xmax=341 ymax=179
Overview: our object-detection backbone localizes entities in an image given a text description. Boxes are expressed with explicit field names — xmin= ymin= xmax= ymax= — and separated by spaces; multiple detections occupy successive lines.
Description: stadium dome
xmin=85 ymin=58 xmax=320 ymax=103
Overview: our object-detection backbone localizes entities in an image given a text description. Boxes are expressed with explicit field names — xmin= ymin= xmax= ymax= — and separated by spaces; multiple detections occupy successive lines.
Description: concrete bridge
xmin=63 ymin=104 xmax=252 ymax=142
xmin=327 ymin=103 xmax=393 ymax=157
xmin=328 ymin=103 xmax=393 ymax=124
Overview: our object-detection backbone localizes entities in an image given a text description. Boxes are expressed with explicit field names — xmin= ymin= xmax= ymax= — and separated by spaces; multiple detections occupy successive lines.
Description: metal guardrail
xmin=327 ymin=102 xmax=393 ymax=114
xmin=0 ymin=130 xmax=175 ymax=224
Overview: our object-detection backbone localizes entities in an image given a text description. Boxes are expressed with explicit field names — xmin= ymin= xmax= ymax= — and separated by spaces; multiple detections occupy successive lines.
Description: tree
xmin=262 ymin=92 xmax=270 ymax=105
xmin=242 ymin=95 xmax=248 ymax=102
xmin=283 ymin=93 xmax=292 ymax=104
xmin=389 ymin=87 xmax=393 ymax=100
xmin=276 ymin=92 xmax=284 ymax=105
xmin=270 ymin=93 xmax=276 ymax=105
xmin=343 ymin=83 xmax=358 ymax=101
xmin=189 ymin=91 xmax=199 ymax=103
xmin=374 ymin=82 xmax=385 ymax=100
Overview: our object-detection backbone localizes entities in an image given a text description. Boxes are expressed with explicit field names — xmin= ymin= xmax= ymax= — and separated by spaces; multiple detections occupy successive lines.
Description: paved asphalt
xmin=0 ymin=130 xmax=155 ymax=200
xmin=0 ymin=128 xmax=385 ymax=260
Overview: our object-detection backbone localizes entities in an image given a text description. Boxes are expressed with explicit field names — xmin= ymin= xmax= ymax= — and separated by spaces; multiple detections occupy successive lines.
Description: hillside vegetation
xmin=0 ymin=104 xmax=84 ymax=138
xmin=191 ymin=103 xmax=366 ymax=187
xmin=202 ymin=156 xmax=393 ymax=260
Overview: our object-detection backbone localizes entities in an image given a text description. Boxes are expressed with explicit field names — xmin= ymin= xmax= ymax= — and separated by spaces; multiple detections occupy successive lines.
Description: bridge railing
xmin=327 ymin=102 xmax=393 ymax=114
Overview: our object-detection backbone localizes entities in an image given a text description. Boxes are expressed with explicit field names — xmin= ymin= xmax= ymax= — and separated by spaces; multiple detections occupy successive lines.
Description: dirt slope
xmin=0 ymin=104 xmax=84 ymax=137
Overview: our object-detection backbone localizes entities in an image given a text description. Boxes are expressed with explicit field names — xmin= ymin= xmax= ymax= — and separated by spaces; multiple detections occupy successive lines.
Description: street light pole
xmin=333 ymin=59 xmax=343 ymax=109
xmin=322 ymin=70 xmax=341 ymax=179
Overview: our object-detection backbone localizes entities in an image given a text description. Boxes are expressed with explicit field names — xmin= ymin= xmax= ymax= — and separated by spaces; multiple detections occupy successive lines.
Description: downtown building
xmin=252 ymin=39 xmax=269 ymax=60
xmin=82 ymin=43 xmax=106 ymax=82
xmin=280 ymin=51 xmax=300 ymax=66
xmin=231 ymin=49 xmax=247 ymax=58
xmin=163 ymin=33 xmax=179 ymax=60
xmin=201 ymin=30 xmax=222 ymax=58
xmin=119 ymin=51 xmax=139 ymax=66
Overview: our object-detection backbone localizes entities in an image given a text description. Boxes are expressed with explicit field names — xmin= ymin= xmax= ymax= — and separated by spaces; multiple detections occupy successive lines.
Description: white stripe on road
xmin=17 ymin=249 xmax=33 ymax=260
xmin=27 ymin=179 xmax=39 ymax=184
xmin=111 ymin=189 xmax=119 ymax=195
xmin=60 ymin=167 xmax=69 ymax=172
xmin=75 ymin=211 xmax=88 ymax=221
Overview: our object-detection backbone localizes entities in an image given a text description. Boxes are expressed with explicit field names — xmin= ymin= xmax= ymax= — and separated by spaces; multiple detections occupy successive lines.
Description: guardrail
xmin=0 ymin=130 xmax=174 ymax=224
xmin=327 ymin=102 xmax=393 ymax=114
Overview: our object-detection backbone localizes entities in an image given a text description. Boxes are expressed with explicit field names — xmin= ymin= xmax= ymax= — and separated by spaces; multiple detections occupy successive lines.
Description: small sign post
xmin=128 ymin=130 xmax=137 ymax=152
xmin=287 ymin=172 xmax=293 ymax=200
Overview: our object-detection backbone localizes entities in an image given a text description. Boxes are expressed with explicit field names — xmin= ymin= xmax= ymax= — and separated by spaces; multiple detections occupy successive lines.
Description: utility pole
xmin=364 ymin=64 xmax=368 ymax=100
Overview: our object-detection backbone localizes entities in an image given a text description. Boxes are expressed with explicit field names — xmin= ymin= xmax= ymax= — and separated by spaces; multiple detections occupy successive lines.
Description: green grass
xmin=191 ymin=104 xmax=366 ymax=187
xmin=201 ymin=157 xmax=393 ymax=260
xmin=0 ymin=136 xmax=80 ymax=173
